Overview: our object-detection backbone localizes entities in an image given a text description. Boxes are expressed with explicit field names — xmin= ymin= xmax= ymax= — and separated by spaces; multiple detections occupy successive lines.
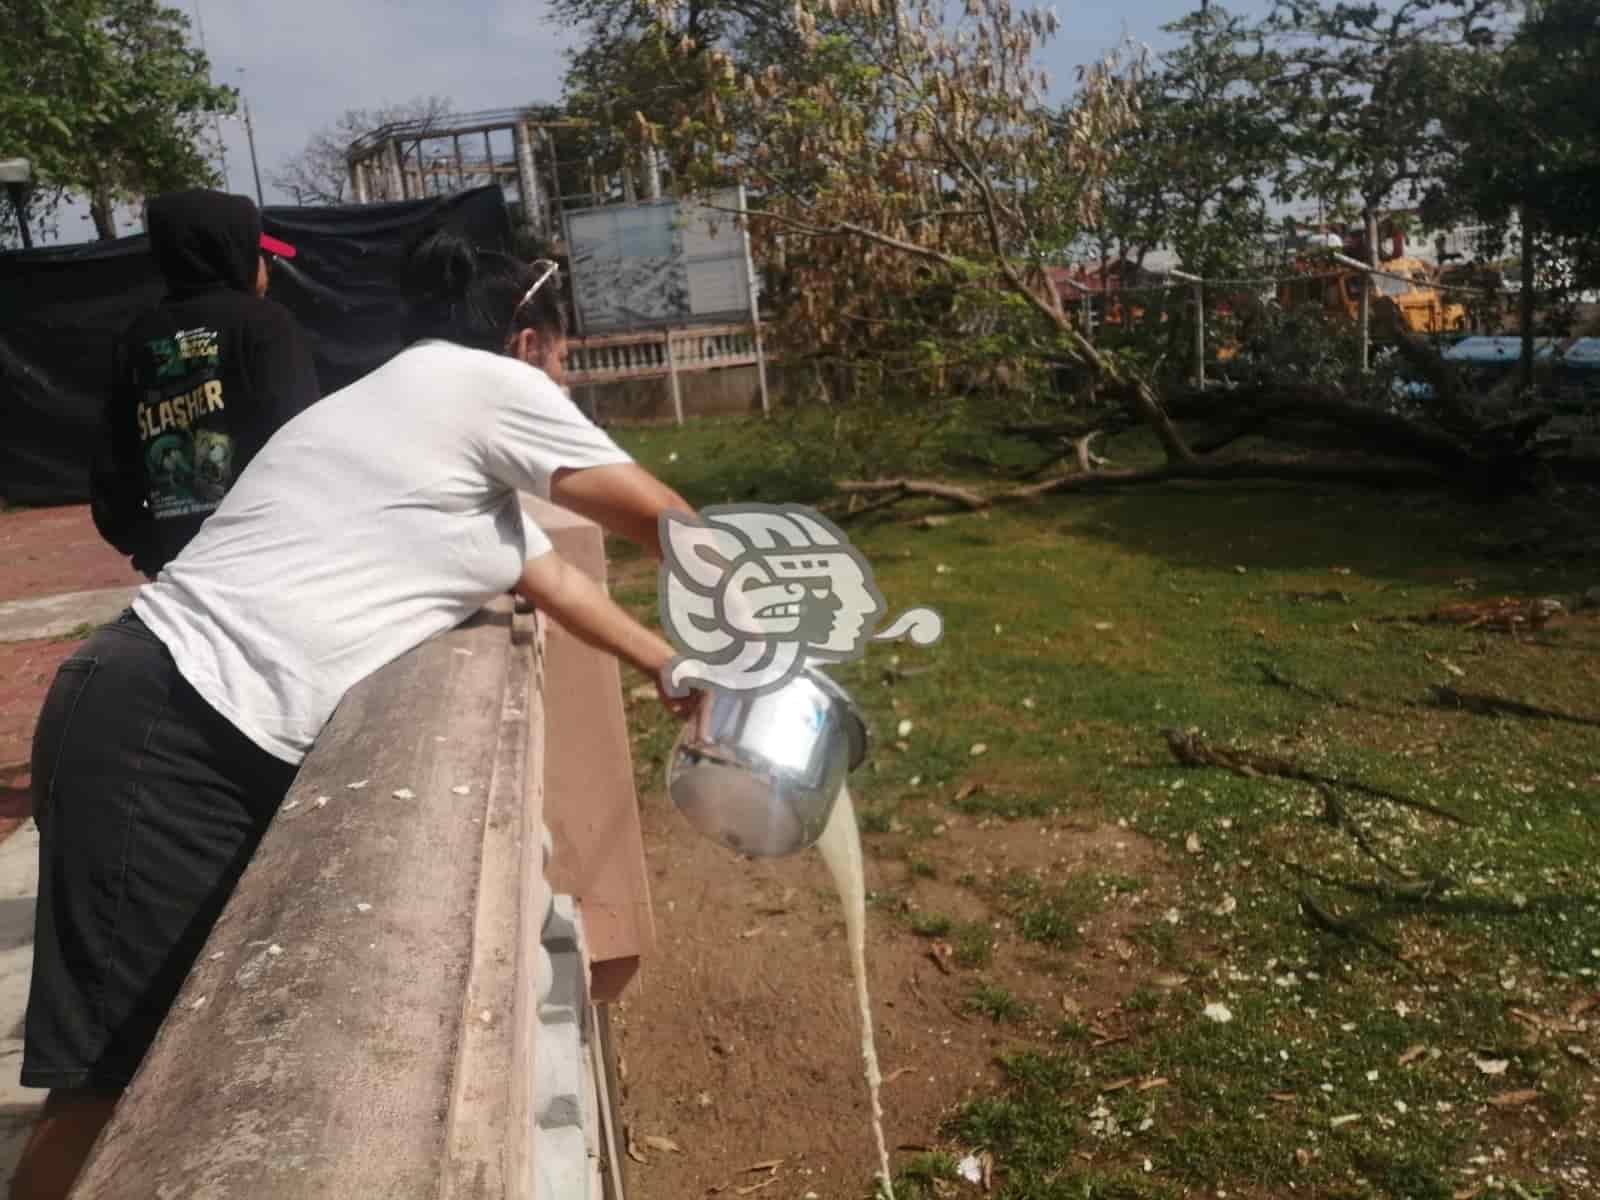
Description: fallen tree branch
xmin=1256 ymin=662 xmax=1360 ymax=710
xmin=831 ymin=451 xmax=1456 ymax=517
xmin=999 ymin=418 xmax=1136 ymax=444
xmin=1001 ymin=456 xmax=1447 ymax=499
xmin=1074 ymin=431 xmax=1108 ymax=474
xmin=1193 ymin=417 xmax=1270 ymax=456
xmin=1421 ymin=685 xmax=1600 ymax=729
xmin=1294 ymin=890 xmax=1405 ymax=960
xmin=1161 ymin=728 xmax=1470 ymax=826
xmin=1316 ymin=786 xmax=1452 ymax=887
xmin=1284 ymin=857 xmax=1454 ymax=903
xmin=834 ymin=478 xmax=990 ymax=511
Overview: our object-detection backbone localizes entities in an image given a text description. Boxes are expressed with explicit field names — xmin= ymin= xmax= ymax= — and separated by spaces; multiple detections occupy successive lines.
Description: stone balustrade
xmin=67 ymin=502 xmax=652 ymax=1200
xmin=566 ymin=323 xmax=761 ymax=385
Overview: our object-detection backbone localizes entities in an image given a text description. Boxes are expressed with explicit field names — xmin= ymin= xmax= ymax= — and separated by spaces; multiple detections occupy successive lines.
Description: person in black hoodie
xmin=90 ymin=189 xmax=321 ymax=578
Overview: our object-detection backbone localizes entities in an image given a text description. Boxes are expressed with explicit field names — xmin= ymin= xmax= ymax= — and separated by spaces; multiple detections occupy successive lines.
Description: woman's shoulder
xmin=382 ymin=340 xmax=572 ymax=413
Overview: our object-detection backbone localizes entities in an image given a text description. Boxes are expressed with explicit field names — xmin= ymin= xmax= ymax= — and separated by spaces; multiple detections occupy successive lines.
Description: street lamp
xmin=0 ymin=158 xmax=33 ymax=248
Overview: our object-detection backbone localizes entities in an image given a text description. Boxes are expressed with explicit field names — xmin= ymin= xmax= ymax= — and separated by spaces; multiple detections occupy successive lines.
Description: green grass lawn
xmin=609 ymin=414 xmax=1599 ymax=1200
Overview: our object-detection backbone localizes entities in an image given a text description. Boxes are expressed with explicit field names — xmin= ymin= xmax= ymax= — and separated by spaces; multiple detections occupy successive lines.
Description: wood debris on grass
xmin=1403 ymin=595 xmax=1566 ymax=635
xmin=1488 ymin=1089 xmax=1540 ymax=1108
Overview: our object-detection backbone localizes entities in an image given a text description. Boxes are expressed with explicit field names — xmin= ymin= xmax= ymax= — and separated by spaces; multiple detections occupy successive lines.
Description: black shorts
xmin=22 ymin=610 xmax=296 ymax=1091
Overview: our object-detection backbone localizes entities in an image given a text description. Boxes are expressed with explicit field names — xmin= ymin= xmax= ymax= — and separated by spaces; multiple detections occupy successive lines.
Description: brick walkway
xmin=0 ymin=506 xmax=140 ymax=838
xmin=0 ymin=505 xmax=142 ymax=603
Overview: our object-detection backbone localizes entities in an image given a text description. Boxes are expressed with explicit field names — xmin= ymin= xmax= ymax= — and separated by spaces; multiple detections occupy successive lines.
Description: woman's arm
xmin=548 ymin=462 xmax=694 ymax=558
xmin=514 ymin=549 xmax=698 ymax=719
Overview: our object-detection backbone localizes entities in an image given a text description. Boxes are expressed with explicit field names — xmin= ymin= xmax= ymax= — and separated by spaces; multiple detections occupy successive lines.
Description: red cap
xmin=259 ymin=232 xmax=296 ymax=259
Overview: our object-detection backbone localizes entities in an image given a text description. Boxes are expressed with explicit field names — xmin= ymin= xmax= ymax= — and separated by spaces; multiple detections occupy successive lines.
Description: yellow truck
xmin=1278 ymin=256 xmax=1468 ymax=336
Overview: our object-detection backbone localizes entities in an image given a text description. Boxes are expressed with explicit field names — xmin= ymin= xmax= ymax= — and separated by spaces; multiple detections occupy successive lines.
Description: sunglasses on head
xmin=515 ymin=260 xmax=560 ymax=314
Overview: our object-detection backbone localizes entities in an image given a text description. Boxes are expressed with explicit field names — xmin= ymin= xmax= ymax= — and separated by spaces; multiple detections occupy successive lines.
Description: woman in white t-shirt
xmin=15 ymin=232 xmax=697 ymax=1198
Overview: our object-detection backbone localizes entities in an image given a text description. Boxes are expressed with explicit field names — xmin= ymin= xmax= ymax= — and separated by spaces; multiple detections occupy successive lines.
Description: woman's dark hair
xmin=402 ymin=229 xmax=567 ymax=352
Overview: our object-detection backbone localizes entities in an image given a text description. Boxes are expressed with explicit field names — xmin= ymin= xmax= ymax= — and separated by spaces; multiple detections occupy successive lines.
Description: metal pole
xmin=453 ymin=135 xmax=465 ymax=191
xmin=243 ymin=94 xmax=264 ymax=206
xmin=1193 ymin=280 xmax=1205 ymax=389
xmin=1359 ymin=209 xmax=1379 ymax=372
xmin=738 ymin=186 xmax=771 ymax=416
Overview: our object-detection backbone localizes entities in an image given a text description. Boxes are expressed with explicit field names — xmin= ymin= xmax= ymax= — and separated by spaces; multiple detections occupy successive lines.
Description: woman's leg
xmin=8 ymin=1089 xmax=119 ymax=1200
xmin=19 ymin=613 xmax=295 ymax=1188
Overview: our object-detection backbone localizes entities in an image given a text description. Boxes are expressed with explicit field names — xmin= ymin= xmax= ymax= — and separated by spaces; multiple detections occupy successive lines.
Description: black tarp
xmin=0 ymin=186 xmax=512 ymax=505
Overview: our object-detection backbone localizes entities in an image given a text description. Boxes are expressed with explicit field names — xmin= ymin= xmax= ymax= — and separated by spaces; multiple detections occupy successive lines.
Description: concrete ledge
xmin=63 ymin=500 xmax=655 ymax=1197
xmin=0 ymin=587 xmax=140 ymax=643
xmin=71 ymin=599 xmax=547 ymax=1199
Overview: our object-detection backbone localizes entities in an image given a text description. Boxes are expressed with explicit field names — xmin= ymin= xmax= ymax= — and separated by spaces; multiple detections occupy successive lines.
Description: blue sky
xmin=46 ymin=0 xmax=1272 ymax=242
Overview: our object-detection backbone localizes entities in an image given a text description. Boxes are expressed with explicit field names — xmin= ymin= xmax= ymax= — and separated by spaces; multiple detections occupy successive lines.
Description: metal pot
xmin=667 ymin=668 xmax=868 ymax=858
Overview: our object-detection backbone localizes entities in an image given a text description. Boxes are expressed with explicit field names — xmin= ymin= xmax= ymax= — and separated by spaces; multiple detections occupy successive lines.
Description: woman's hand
xmin=656 ymin=672 xmax=703 ymax=722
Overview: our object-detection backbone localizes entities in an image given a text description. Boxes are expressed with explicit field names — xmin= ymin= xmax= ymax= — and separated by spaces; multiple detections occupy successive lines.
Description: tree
xmin=1266 ymin=0 xmax=1506 ymax=368
xmin=1140 ymin=6 xmax=1292 ymax=279
xmin=270 ymin=95 xmax=454 ymax=206
xmin=1424 ymin=0 xmax=1600 ymax=385
xmin=556 ymin=0 xmax=844 ymax=201
xmin=1076 ymin=7 xmax=1294 ymax=382
xmin=0 ymin=0 xmax=235 ymax=240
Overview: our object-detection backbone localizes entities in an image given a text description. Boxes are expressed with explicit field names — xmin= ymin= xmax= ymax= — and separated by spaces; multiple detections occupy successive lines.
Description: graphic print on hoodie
xmin=92 ymin=189 xmax=321 ymax=576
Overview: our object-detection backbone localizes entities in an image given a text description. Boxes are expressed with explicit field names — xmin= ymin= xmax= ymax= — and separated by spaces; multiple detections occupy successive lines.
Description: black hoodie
xmin=91 ymin=189 xmax=320 ymax=577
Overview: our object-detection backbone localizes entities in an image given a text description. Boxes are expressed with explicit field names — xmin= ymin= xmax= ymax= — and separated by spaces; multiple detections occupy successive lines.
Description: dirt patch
xmin=612 ymin=789 xmax=1176 ymax=1199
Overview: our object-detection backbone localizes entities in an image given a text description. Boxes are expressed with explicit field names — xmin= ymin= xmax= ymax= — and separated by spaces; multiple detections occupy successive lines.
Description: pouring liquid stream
xmin=816 ymin=784 xmax=895 ymax=1200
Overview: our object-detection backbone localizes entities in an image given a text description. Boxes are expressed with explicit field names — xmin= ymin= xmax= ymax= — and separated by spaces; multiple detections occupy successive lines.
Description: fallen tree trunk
xmin=832 ymin=453 xmax=1452 ymax=516
xmin=836 ymin=477 xmax=991 ymax=509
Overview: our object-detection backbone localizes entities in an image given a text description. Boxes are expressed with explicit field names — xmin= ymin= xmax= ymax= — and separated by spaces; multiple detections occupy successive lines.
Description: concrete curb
xmin=0 ymin=587 xmax=140 ymax=643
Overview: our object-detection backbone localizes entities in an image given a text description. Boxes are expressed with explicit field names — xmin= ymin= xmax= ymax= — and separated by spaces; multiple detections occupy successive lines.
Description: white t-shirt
xmin=134 ymin=338 xmax=633 ymax=765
